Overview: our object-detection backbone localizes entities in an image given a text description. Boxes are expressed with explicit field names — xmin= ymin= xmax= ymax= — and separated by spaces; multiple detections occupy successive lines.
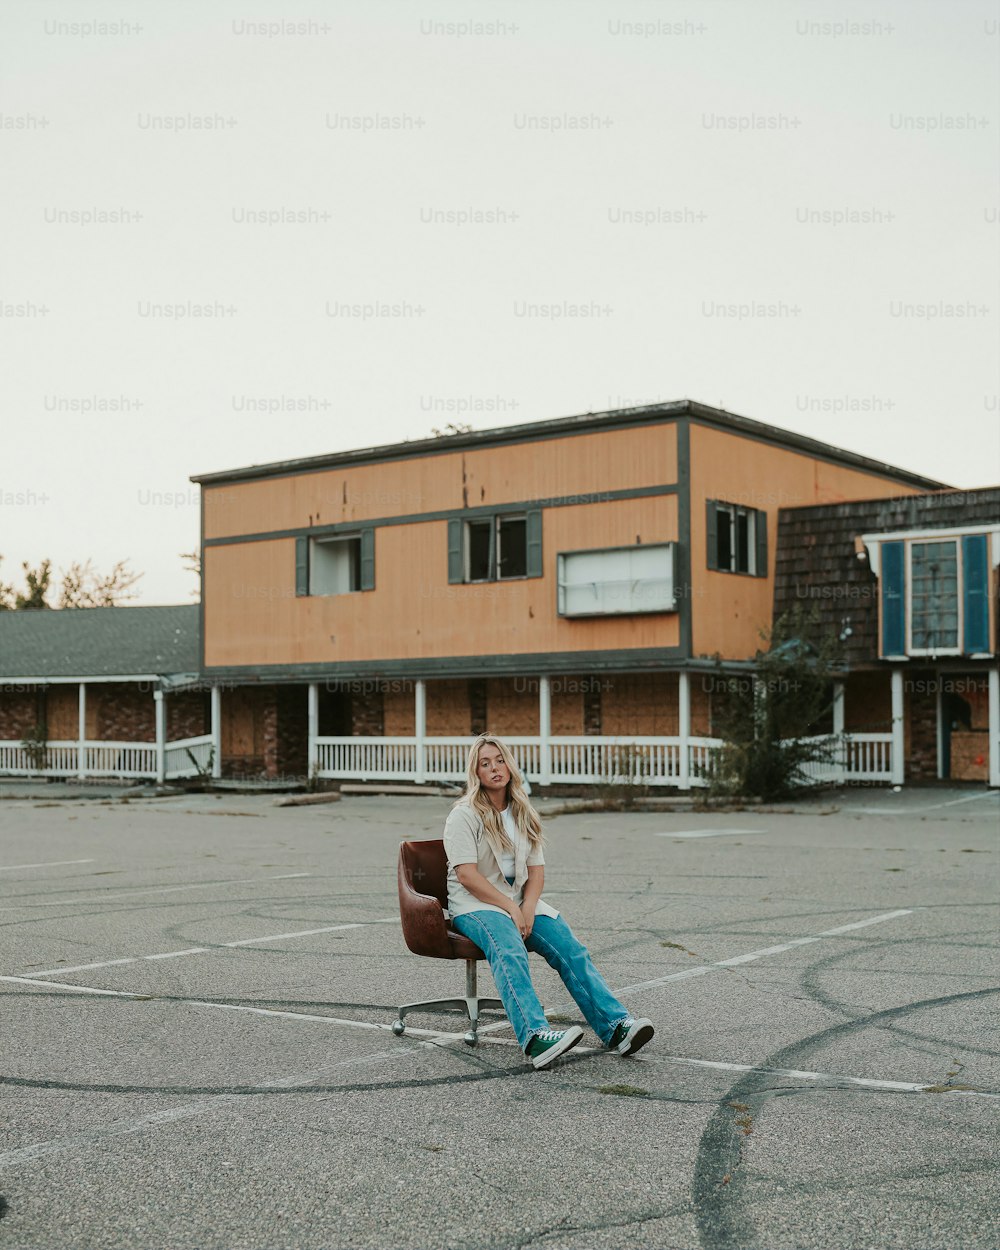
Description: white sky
xmin=2 ymin=0 xmax=998 ymax=606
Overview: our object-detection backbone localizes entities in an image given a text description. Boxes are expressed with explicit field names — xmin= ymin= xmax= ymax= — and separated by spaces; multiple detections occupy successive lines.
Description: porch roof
xmin=0 ymin=605 xmax=200 ymax=681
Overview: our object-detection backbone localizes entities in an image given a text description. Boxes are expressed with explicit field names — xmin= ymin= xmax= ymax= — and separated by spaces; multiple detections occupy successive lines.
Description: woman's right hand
xmin=507 ymin=902 xmax=528 ymax=938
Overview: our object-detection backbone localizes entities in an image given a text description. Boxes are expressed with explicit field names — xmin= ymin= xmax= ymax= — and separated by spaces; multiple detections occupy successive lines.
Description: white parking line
xmin=23 ymin=919 xmax=400 ymax=978
xmin=25 ymin=872 xmax=313 ymax=906
xmin=854 ymin=792 xmax=998 ymax=815
xmin=0 ymin=859 xmax=94 ymax=872
xmin=643 ymin=1053 xmax=1000 ymax=1099
xmin=483 ymin=909 xmax=916 ymax=1028
xmin=0 ymin=1044 xmax=428 ymax=1169
xmin=656 ymin=829 xmax=764 ymax=839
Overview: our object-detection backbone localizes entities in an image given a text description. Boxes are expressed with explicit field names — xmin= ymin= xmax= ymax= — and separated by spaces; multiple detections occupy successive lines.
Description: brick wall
xmin=96 ymin=684 xmax=155 ymax=741
xmin=166 ymin=691 xmax=208 ymax=741
xmin=276 ymin=685 xmax=308 ymax=780
xmin=0 ymin=688 xmax=45 ymax=740
xmin=906 ymin=668 xmax=937 ymax=781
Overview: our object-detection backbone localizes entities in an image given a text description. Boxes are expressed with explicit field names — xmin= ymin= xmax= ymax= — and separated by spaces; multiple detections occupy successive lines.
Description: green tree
xmin=707 ymin=604 xmax=843 ymax=801
xmin=14 ymin=560 xmax=53 ymax=609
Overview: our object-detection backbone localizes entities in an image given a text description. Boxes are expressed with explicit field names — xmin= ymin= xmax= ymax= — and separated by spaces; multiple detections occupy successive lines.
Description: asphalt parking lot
xmin=0 ymin=785 xmax=997 ymax=1250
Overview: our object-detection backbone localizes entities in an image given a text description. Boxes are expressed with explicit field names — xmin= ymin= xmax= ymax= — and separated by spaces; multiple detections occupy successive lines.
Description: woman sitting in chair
xmin=444 ymin=733 xmax=655 ymax=1070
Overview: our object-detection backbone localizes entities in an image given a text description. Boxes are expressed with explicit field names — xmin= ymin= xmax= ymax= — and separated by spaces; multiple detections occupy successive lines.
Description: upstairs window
xmin=448 ymin=510 xmax=541 ymax=583
xmin=706 ymin=500 xmax=767 ymax=577
xmin=874 ymin=530 xmax=992 ymax=658
xmin=557 ymin=543 xmax=676 ymax=617
xmin=909 ymin=540 xmax=959 ymax=652
xmin=295 ymin=528 xmax=375 ymax=596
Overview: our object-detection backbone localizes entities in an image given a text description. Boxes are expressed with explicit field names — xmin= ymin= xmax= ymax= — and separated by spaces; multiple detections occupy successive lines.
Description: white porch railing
xmin=0 ymin=735 xmax=214 ymax=781
xmin=163 ymin=735 xmax=215 ymax=779
xmin=315 ymin=734 xmax=726 ymax=788
xmin=795 ymin=733 xmax=894 ymax=784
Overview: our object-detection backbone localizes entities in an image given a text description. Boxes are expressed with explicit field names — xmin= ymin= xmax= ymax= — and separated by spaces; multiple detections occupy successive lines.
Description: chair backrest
xmin=399 ymin=838 xmax=449 ymax=907
xmin=397 ymin=838 xmax=453 ymax=958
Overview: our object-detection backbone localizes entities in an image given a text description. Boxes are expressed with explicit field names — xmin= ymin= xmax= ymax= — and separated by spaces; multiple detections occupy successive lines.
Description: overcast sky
xmin=3 ymin=0 xmax=998 ymax=606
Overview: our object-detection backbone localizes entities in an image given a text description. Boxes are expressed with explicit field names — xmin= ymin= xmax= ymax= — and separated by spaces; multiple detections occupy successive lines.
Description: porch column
xmin=538 ymin=676 xmax=551 ymax=787
xmin=77 ymin=682 xmax=86 ymax=779
xmin=989 ymin=667 xmax=1000 ymax=789
xmin=414 ymin=679 xmax=426 ymax=784
xmin=678 ymin=670 xmax=691 ymax=790
xmin=307 ymin=682 xmax=319 ymax=782
xmin=833 ymin=680 xmax=845 ymax=781
xmin=153 ymin=689 xmax=166 ymax=784
xmin=890 ymin=668 xmax=905 ymax=786
xmin=210 ymin=685 xmax=222 ymax=779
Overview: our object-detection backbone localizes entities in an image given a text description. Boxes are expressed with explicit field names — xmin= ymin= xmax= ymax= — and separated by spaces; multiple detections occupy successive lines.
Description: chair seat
xmin=446 ymin=929 xmax=486 ymax=961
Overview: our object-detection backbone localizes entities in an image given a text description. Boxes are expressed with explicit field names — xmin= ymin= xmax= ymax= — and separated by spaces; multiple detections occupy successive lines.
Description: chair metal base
xmin=393 ymin=958 xmax=505 ymax=1045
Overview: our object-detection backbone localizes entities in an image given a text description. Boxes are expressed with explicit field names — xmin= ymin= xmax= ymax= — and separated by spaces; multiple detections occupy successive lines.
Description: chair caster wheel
xmin=464 ymin=1031 xmax=478 ymax=1047
xmin=392 ymin=1019 xmax=406 ymax=1036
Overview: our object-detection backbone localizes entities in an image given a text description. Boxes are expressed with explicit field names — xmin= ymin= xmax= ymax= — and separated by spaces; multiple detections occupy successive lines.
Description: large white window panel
xmin=559 ymin=544 xmax=675 ymax=616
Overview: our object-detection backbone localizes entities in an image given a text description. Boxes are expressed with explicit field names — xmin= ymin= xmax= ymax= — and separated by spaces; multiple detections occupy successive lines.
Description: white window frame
xmin=906 ymin=537 xmax=962 ymax=657
xmin=715 ymin=502 xmax=757 ymax=575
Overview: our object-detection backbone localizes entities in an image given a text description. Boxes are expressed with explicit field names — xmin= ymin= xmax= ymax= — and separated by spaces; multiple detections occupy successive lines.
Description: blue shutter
xmin=526 ymin=509 xmax=543 ymax=578
xmin=295 ymin=537 xmax=309 ymax=597
xmin=360 ymin=527 xmax=375 ymax=591
xmin=962 ymin=533 xmax=990 ymax=653
xmin=447 ymin=519 xmax=464 ymax=583
xmin=881 ymin=540 xmax=905 ymax=656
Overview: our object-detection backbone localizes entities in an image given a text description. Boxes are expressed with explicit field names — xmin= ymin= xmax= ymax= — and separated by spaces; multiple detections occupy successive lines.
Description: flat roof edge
xmin=190 ymin=398 xmax=950 ymax=491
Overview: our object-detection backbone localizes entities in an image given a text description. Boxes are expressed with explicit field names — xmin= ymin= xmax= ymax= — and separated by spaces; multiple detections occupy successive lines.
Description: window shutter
xmin=360 ymin=527 xmax=375 ymax=591
xmin=881 ymin=540 xmax=905 ymax=655
xmin=706 ymin=500 xmax=718 ymax=570
xmin=447 ymin=518 xmax=464 ymax=583
xmin=295 ymin=537 xmax=309 ymax=597
xmin=487 ymin=517 xmax=497 ymax=580
xmin=755 ymin=510 xmax=768 ymax=578
xmin=526 ymin=509 xmax=543 ymax=578
xmin=962 ymin=533 xmax=990 ymax=653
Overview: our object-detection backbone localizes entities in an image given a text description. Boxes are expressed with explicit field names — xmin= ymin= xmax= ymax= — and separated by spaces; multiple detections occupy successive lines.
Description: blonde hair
xmin=454 ymin=733 xmax=544 ymax=859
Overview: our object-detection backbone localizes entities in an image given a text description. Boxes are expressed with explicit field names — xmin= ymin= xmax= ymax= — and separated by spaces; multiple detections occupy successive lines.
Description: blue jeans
xmin=451 ymin=908 xmax=630 ymax=1052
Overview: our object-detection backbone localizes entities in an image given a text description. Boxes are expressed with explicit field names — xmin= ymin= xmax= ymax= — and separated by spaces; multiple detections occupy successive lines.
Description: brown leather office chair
xmin=393 ymin=838 xmax=505 ymax=1046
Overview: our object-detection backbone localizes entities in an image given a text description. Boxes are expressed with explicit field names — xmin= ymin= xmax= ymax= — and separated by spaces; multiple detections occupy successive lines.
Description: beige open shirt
xmin=443 ymin=801 xmax=560 ymax=921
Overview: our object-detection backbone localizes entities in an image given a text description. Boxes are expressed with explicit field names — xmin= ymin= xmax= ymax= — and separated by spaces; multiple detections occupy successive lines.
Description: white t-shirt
xmin=499 ymin=806 xmax=520 ymax=878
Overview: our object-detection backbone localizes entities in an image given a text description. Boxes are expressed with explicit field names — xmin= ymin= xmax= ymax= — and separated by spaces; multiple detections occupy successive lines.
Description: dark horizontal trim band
xmin=200 ymin=646 xmax=694 ymax=684
xmin=203 ymin=483 xmax=679 ymax=548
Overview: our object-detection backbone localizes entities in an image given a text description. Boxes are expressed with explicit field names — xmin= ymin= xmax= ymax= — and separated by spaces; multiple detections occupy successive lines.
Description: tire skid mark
xmin=691 ymin=984 xmax=1000 ymax=1250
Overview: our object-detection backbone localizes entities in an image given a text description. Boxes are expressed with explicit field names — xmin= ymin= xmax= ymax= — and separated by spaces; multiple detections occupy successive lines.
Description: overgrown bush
xmin=708 ymin=605 xmax=843 ymax=801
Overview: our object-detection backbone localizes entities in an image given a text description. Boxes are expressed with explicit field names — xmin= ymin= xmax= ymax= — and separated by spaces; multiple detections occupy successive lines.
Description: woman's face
xmin=476 ymin=744 xmax=510 ymax=794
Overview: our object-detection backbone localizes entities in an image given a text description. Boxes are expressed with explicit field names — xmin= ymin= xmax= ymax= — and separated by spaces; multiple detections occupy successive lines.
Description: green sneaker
xmin=608 ymin=1017 xmax=655 ymax=1056
xmin=525 ymin=1026 xmax=584 ymax=1069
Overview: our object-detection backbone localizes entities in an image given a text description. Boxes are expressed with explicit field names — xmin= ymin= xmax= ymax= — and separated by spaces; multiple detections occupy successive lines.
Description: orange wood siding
xmin=204 ymin=494 xmax=680 ymax=668
xmin=203 ymin=424 xmax=678 ymax=541
xmin=689 ymin=424 xmax=926 ymax=660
